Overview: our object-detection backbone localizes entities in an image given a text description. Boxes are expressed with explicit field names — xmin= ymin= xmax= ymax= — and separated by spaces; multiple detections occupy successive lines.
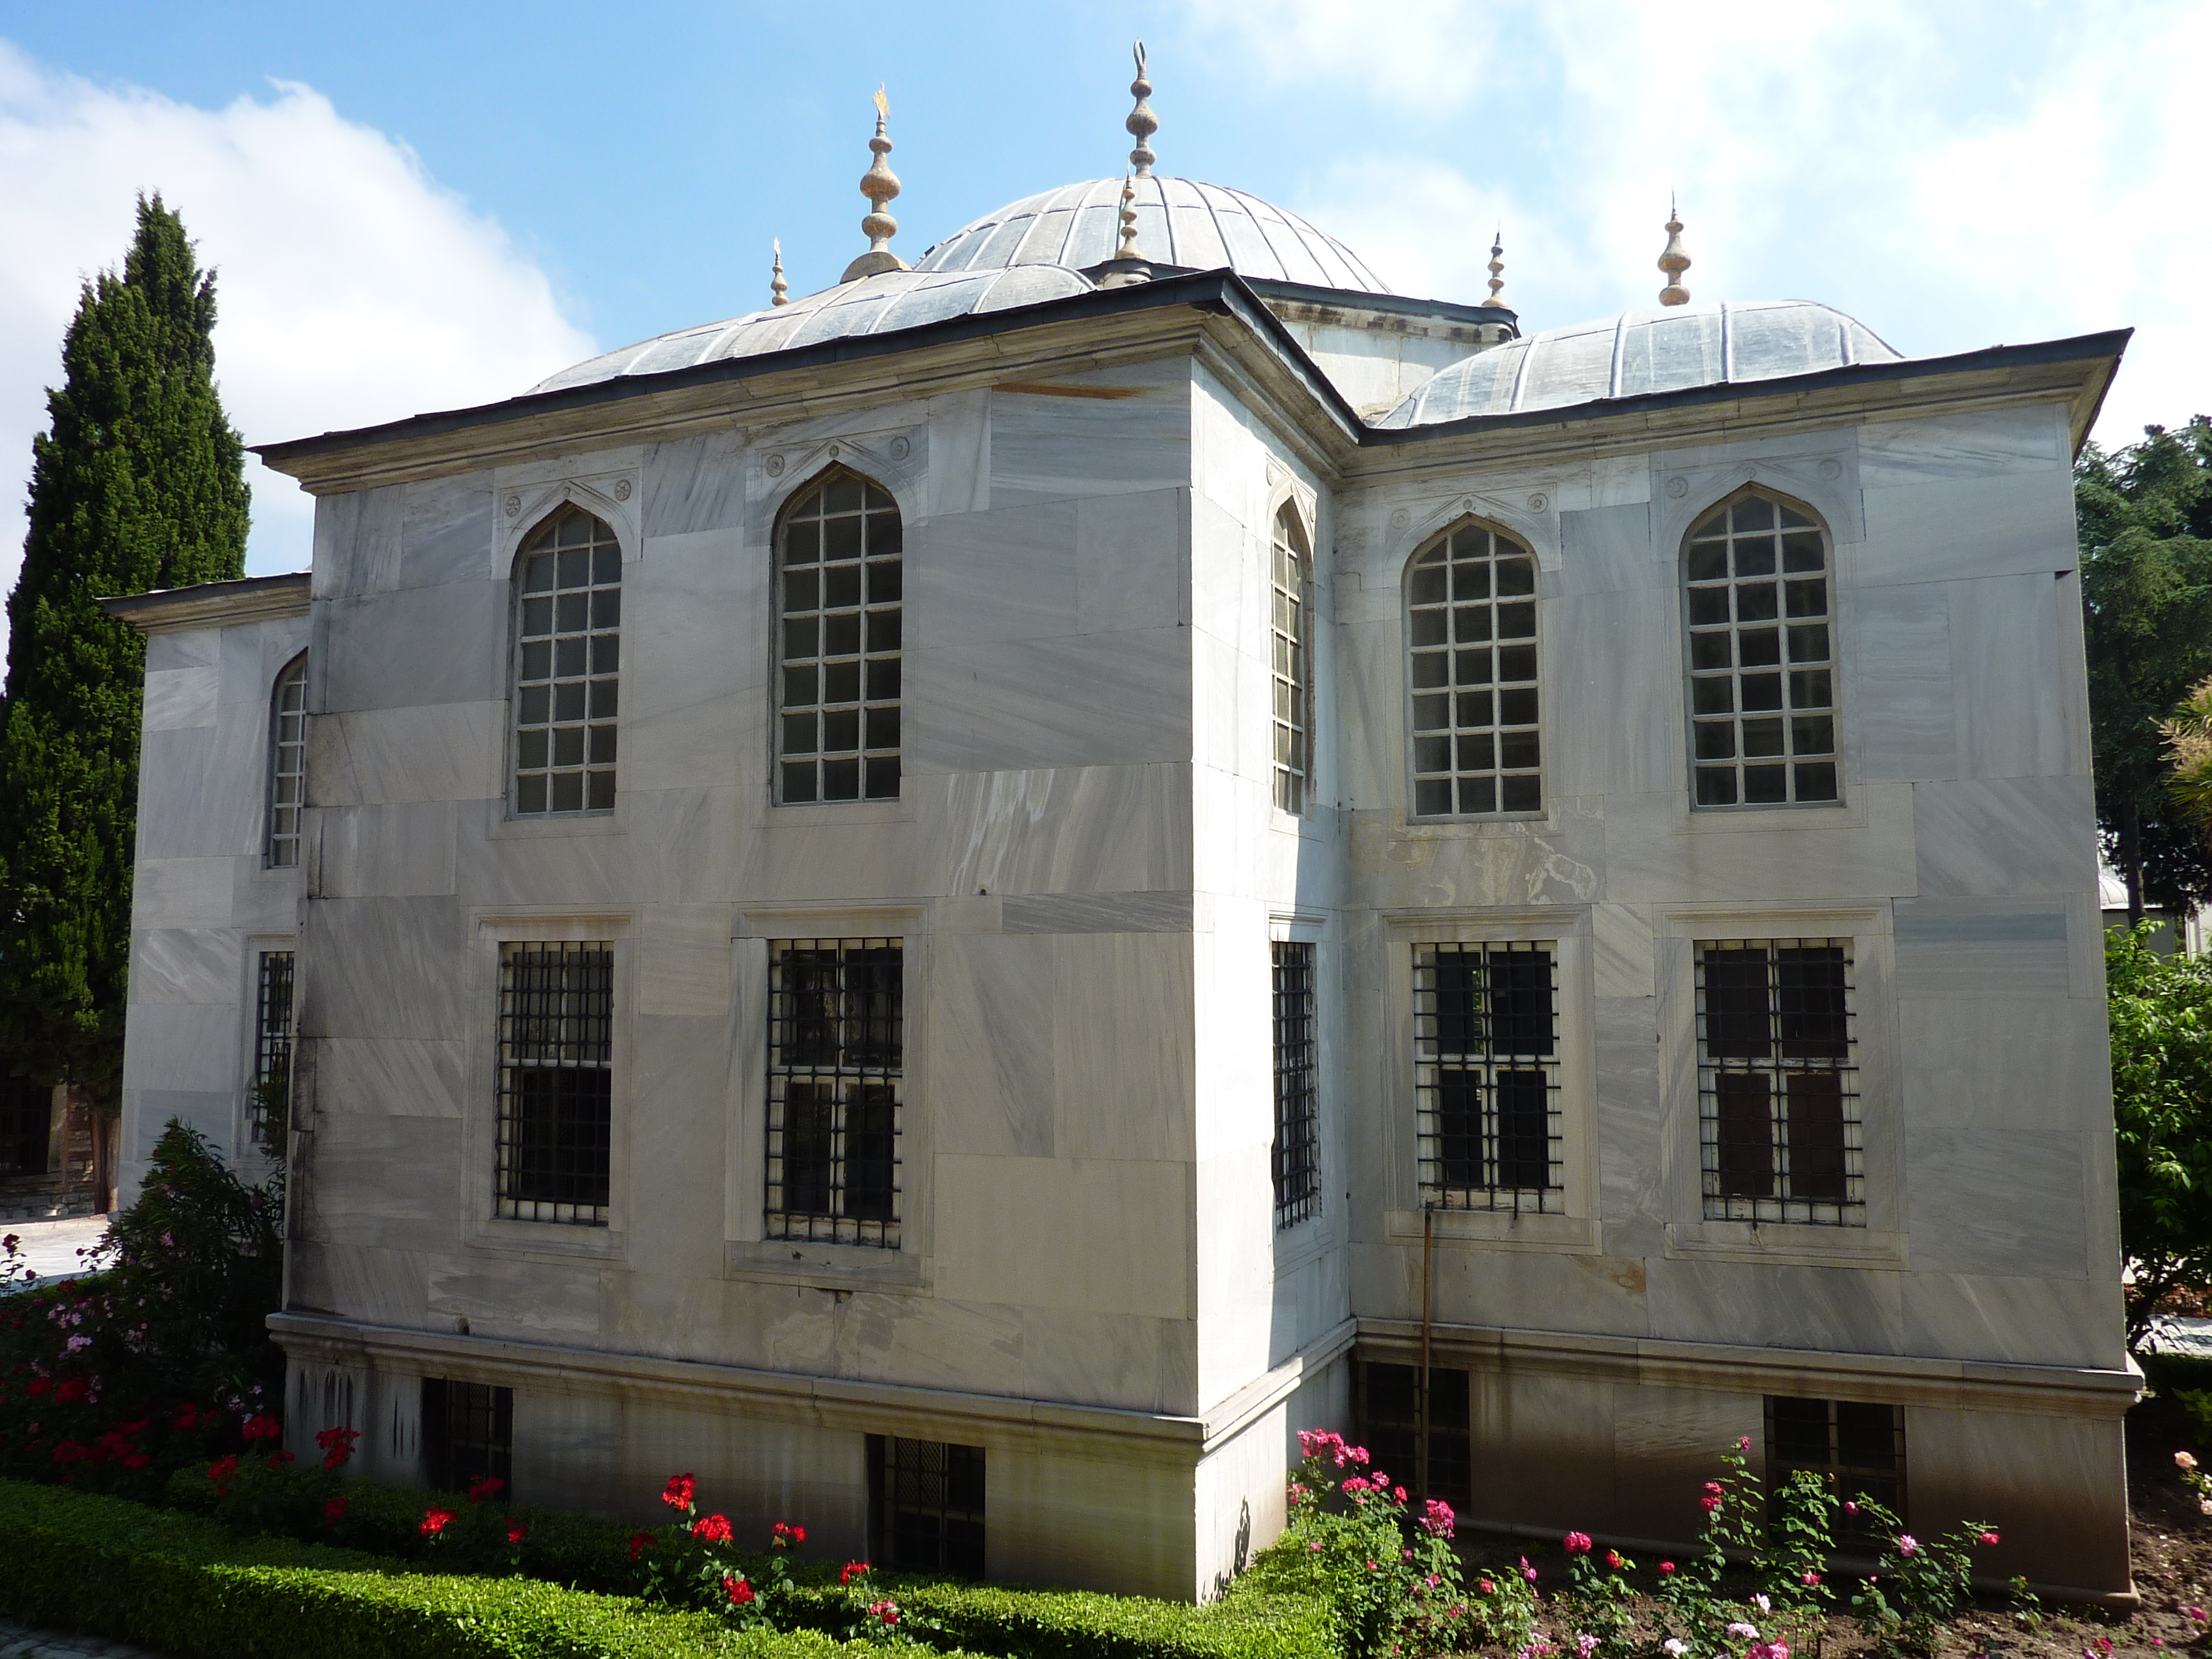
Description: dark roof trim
xmin=1364 ymin=327 xmax=2134 ymax=447
xmin=254 ymin=270 xmax=1369 ymax=469
xmin=1241 ymin=277 xmax=1515 ymax=330
xmin=99 ymin=571 xmax=312 ymax=633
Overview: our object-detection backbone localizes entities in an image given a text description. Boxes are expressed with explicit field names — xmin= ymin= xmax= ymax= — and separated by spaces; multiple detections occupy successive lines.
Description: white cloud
xmin=0 ymin=43 xmax=595 ymax=655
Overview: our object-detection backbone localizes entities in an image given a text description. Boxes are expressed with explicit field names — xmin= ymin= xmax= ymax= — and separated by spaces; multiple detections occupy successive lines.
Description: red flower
xmin=467 ymin=1475 xmax=505 ymax=1505
xmin=315 ymin=1426 xmax=361 ymax=1471
xmin=324 ymin=1499 xmax=348 ymax=1528
xmin=1699 ymin=1495 xmax=1722 ymax=1512
xmin=725 ymin=1575 xmax=755 ymax=1606
xmin=1563 ymin=1532 xmax=1593 ymax=1553
xmin=661 ymin=1472 xmax=697 ymax=1510
xmin=772 ymin=1521 xmax=806 ymax=1547
xmin=173 ymin=1403 xmax=200 ymax=1430
xmin=1658 ymin=1561 xmax=1675 ymax=1575
xmin=121 ymin=1453 xmax=152 ymax=1471
xmin=691 ymin=1513 xmax=734 ymax=1544
xmin=420 ymin=1507 xmax=456 ymax=1538
xmin=52 ymin=1441 xmax=85 ymax=1463
xmin=266 ymin=1451 xmax=296 ymax=1468
xmin=241 ymin=1413 xmax=283 ymax=1443
xmin=1606 ymin=1550 xmax=1624 ymax=1569
xmin=506 ymin=1519 xmax=529 ymax=1545
xmin=55 ymin=1378 xmax=90 ymax=1404
xmin=870 ymin=1600 xmax=899 ymax=1627
xmin=25 ymin=1377 xmax=49 ymax=1399
xmin=209 ymin=1455 xmax=240 ymax=1483
xmin=628 ymin=1532 xmax=652 ymax=1560
xmin=841 ymin=1560 xmax=871 ymax=1585
xmin=1978 ymin=1530 xmax=2000 ymax=1547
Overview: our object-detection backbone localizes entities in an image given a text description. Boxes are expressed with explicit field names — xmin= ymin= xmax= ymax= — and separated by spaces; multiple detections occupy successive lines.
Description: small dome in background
xmin=1375 ymin=300 xmax=1903 ymax=428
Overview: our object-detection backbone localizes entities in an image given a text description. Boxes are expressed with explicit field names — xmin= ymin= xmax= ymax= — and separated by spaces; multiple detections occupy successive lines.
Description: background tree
xmin=2078 ymin=417 xmax=2212 ymax=924
xmin=2162 ymin=671 xmax=2212 ymax=829
xmin=2108 ymin=922 xmax=2212 ymax=1348
xmin=0 ymin=194 xmax=249 ymax=1102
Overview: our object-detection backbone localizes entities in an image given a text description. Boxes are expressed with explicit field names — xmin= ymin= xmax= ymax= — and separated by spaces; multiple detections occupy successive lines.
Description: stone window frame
xmin=264 ymin=652 xmax=308 ymax=868
xmin=1271 ymin=503 xmax=1315 ymax=817
xmin=508 ymin=505 xmax=623 ymax=818
xmin=235 ymin=933 xmax=298 ymax=1164
xmin=1402 ymin=516 xmax=1546 ymax=823
xmin=1272 ymin=938 xmax=1322 ymax=1229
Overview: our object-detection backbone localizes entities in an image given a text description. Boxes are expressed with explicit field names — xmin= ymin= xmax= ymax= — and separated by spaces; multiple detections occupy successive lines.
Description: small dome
xmin=532 ymin=264 xmax=1097 ymax=395
xmin=1374 ymin=300 xmax=1903 ymax=428
xmin=912 ymin=176 xmax=1388 ymax=294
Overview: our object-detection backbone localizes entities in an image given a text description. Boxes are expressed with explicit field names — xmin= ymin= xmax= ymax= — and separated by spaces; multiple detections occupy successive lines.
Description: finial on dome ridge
xmin=1658 ymin=196 xmax=1691 ymax=306
xmin=771 ymin=240 xmax=788 ymax=307
xmin=841 ymin=85 xmax=907 ymax=284
xmin=1479 ymin=229 xmax=1507 ymax=310
xmin=1126 ymin=41 xmax=1158 ymax=178
xmin=1116 ymin=173 xmax=1147 ymax=262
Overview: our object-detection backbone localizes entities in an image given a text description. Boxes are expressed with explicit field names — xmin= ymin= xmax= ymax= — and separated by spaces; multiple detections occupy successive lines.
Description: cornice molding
xmin=99 ymin=572 xmax=312 ymax=634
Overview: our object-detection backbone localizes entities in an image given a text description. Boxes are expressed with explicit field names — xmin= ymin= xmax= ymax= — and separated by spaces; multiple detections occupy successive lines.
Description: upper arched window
xmin=777 ymin=471 xmax=902 ymax=803
xmin=265 ymin=652 xmax=308 ymax=868
xmin=512 ymin=505 xmax=620 ymax=816
xmin=1683 ymin=492 xmax=1838 ymax=807
xmin=1406 ymin=521 xmax=1541 ymax=818
xmin=1271 ymin=505 xmax=1312 ymax=816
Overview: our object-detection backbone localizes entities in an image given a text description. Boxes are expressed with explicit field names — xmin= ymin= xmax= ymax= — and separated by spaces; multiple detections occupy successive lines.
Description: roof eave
xmin=98 ymin=571 xmax=313 ymax=634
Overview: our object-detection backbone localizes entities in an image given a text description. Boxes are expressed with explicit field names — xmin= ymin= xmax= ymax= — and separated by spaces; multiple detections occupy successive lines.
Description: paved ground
xmin=0 ymin=1216 xmax=110 ymax=1287
xmin=0 ymin=1621 xmax=169 ymax=1659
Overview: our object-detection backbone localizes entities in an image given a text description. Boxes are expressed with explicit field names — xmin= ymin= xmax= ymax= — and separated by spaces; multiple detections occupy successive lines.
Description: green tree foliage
xmin=2078 ymin=417 xmax=2212 ymax=923
xmin=0 ymin=195 xmax=249 ymax=1099
xmin=2162 ymin=671 xmax=2212 ymax=829
xmin=2106 ymin=922 xmax=2212 ymax=1348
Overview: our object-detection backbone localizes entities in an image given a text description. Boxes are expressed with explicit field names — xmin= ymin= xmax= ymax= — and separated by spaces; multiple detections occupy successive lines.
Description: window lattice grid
xmin=1272 ymin=941 xmax=1321 ymax=1228
xmin=1765 ymin=1395 xmax=1903 ymax=1533
xmin=1695 ymin=939 xmax=1863 ymax=1225
xmin=766 ymin=938 xmax=903 ymax=1247
xmin=877 ymin=1436 xmax=985 ymax=1578
xmin=1413 ymin=942 xmax=1563 ymax=1212
xmin=512 ymin=506 xmax=621 ymax=816
xmin=1272 ymin=509 xmax=1312 ymax=816
xmin=251 ymin=950 xmax=295 ymax=1147
xmin=778 ymin=474 xmax=902 ymax=804
xmin=266 ymin=654 xmax=308 ymax=867
xmin=1684 ymin=495 xmax=1838 ymax=807
xmin=495 ymin=942 xmax=614 ymax=1225
xmin=1408 ymin=523 xmax=1542 ymax=819
xmin=1357 ymin=1361 xmax=1472 ymax=1511
xmin=423 ymin=1378 xmax=514 ymax=1493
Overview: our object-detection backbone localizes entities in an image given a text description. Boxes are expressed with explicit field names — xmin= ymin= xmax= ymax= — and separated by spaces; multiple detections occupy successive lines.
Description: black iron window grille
xmin=1765 ymin=1394 xmax=1903 ymax=1535
xmin=512 ymin=506 xmax=621 ymax=816
xmin=1357 ymin=1360 xmax=1472 ymax=1511
xmin=777 ymin=472 xmax=902 ymax=803
xmin=1684 ymin=493 xmax=1838 ymax=806
xmin=1414 ymin=942 xmax=1563 ymax=1212
xmin=1272 ymin=941 xmax=1321 ymax=1228
xmin=0 ymin=1079 xmax=49 ymax=1177
xmin=873 ymin=1435 xmax=985 ymax=1577
xmin=766 ymin=939 xmax=902 ymax=1248
xmin=495 ymin=942 xmax=613 ymax=1225
xmin=1696 ymin=939 xmax=1862 ymax=1225
xmin=1272 ymin=507 xmax=1312 ymax=815
xmin=251 ymin=950 xmax=296 ymax=1151
xmin=422 ymin=1378 xmax=514 ymax=1493
xmin=1407 ymin=522 xmax=1541 ymax=818
xmin=266 ymin=654 xmax=308 ymax=868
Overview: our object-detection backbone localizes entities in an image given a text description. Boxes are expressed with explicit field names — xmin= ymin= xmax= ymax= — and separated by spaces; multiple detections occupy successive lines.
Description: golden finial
xmin=1116 ymin=173 xmax=1146 ymax=261
xmin=770 ymin=239 xmax=788 ymax=307
xmin=1479 ymin=229 xmax=1507 ymax=309
xmin=1126 ymin=41 xmax=1158 ymax=178
xmin=1658 ymin=197 xmax=1691 ymax=307
xmin=841 ymin=84 xmax=906 ymax=283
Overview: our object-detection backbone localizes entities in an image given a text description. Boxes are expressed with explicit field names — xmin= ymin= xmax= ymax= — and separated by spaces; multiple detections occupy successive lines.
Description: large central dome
xmin=912 ymin=176 xmax=1389 ymax=293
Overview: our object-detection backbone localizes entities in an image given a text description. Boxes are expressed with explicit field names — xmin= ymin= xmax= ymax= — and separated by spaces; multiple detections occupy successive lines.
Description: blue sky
xmin=0 ymin=1 xmax=2205 ymax=606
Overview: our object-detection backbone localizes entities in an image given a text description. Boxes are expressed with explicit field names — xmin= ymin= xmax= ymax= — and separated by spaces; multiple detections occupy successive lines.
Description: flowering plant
xmin=635 ymin=1470 xmax=803 ymax=1629
xmin=1843 ymin=1495 xmax=2023 ymax=1656
xmin=2176 ymin=1449 xmax=2212 ymax=1518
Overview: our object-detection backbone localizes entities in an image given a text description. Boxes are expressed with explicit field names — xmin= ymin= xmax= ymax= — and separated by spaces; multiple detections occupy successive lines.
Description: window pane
xmin=512 ymin=507 xmax=620 ymax=818
xmin=766 ymin=939 xmax=903 ymax=1248
xmin=496 ymin=943 xmax=614 ymax=1225
xmin=1415 ymin=944 xmax=1561 ymax=1213
xmin=1272 ymin=942 xmax=1320 ymax=1228
xmin=265 ymin=655 xmax=309 ymax=867
xmin=778 ymin=473 xmax=902 ymax=804
xmin=1407 ymin=523 xmax=1541 ymax=817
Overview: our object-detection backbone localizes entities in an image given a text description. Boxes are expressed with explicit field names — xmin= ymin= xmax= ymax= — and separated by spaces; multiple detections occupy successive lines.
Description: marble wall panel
xmin=1892 ymin=899 xmax=2070 ymax=998
xmin=1469 ymin=1366 xmax=1617 ymax=1533
xmin=1903 ymin=1127 xmax=2089 ymax=1280
xmin=313 ymin=703 xmax=501 ymax=808
xmin=1948 ymin=571 xmax=2088 ymax=780
xmin=1021 ymin=1306 xmax=1199 ymax=1417
xmin=217 ymin=612 xmax=309 ymax=708
xmin=1644 ymin=1256 xmax=1903 ymax=1355
xmin=625 ymin=1011 xmax=733 ymax=1279
xmin=989 ymin=1442 xmax=1197 ymax=1598
xmin=314 ymin=1037 xmax=466 ymax=1118
xmin=1077 ymin=488 xmax=1186 ymax=635
xmin=925 ymin=389 xmax=990 ymax=518
xmin=304 ymin=896 xmax=470 ymax=1042
xmin=1002 ymin=891 xmax=1192 ymax=933
xmin=312 ymin=485 xmax=403 ymax=599
xmin=933 ymin=1154 xmax=1192 ymax=1319
xmin=1269 ymin=1248 xmax=1350 ymax=1370
xmin=401 ymin=472 xmax=495 ymax=590
xmin=1599 ymin=785 xmax=1917 ymax=903
xmin=1592 ymin=903 xmax=1657 ymax=999
xmin=126 ymin=1088 xmax=236 ymax=1165
xmin=423 ymin=1252 xmax=603 ymax=1341
xmin=285 ymin=1242 xmax=434 ymax=1330
xmin=1856 ymin=469 xmax=2077 ymax=587
xmin=1902 ymin=1404 xmax=2129 ymax=1592
xmin=988 ymin=367 xmax=1191 ymax=510
xmin=637 ymin=905 xmax=733 ymax=1018
xmin=1053 ymin=931 xmax=1196 ymax=1161
xmin=642 ymin=429 xmax=749 ymax=538
xmin=306 ymin=1114 xmax=461 ymax=1243
xmin=741 ymin=810 xmax=927 ymax=907
xmin=928 ymin=763 xmax=1192 ymax=896
xmin=1854 ymin=404 xmax=2068 ymax=490
xmin=1347 ymin=805 xmax=1606 ymax=912
xmin=619 ymin=532 xmax=759 ymax=798
xmin=907 ymin=627 xmax=1191 ymax=776
xmin=1612 ymin=1382 xmax=1761 ymax=1541
xmin=1331 ymin=617 xmax=1403 ymax=807
xmin=320 ymin=801 xmax=458 ymax=898
xmin=147 ymin=629 xmax=217 ymax=672
xmin=1896 ymin=1269 xmax=2123 ymax=1370
xmin=318 ymin=581 xmax=501 ymax=714
xmin=1419 ymin=1239 xmax=1654 ymax=1336
xmin=232 ymin=856 xmax=304 ymax=934
xmin=1554 ymin=501 xmax=1659 ymax=597
xmin=1195 ymin=1399 xmax=1290 ymax=1590
xmin=809 ymin=1292 xmax=1022 ymax=1398
xmin=1911 ymin=774 xmax=2096 ymax=898
xmin=135 ymin=721 xmax=266 ymax=860
xmin=120 ymin=1001 xmax=241 ymax=1095
xmin=1899 ymin=994 xmax=2111 ymax=1133
xmin=132 ymin=927 xmax=243 ymax=1006
xmin=1595 ymin=994 xmax=1665 ymax=1243
xmin=912 ymin=498 xmax=1079 ymax=649
xmin=1543 ymin=589 xmax=1681 ymax=798
xmin=1844 ymin=581 xmax=1957 ymax=783
xmin=924 ymin=931 xmax=1056 ymax=1158
xmin=141 ymin=665 xmax=220 ymax=732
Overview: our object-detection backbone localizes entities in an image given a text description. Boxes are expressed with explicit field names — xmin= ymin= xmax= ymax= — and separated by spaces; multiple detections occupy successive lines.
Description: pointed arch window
xmin=1272 ymin=506 xmax=1313 ymax=815
xmin=1683 ymin=493 xmax=1838 ymax=807
xmin=265 ymin=652 xmax=308 ymax=868
xmin=1406 ymin=521 xmax=1541 ymax=818
xmin=512 ymin=505 xmax=621 ymax=816
xmin=777 ymin=471 xmax=902 ymax=803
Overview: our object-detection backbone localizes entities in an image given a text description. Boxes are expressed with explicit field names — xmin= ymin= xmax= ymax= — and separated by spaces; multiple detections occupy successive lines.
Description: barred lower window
xmin=266 ymin=654 xmax=307 ymax=867
xmin=251 ymin=950 xmax=295 ymax=1155
xmin=778 ymin=472 xmax=902 ymax=803
xmin=423 ymin=1378 xmax=514 ymax=1493
xmin=1272 ymin=941 xmax=1320 ymax=1228
xmin=1272 ymin=507 xmax=1312 ymax=815
xmin=1413 ymin=942 xmax=1561 ymax=1212
xmin=495 ymin=942 xmax=613 ymax=1224
xmin=1766 ymin=1395 xmax=1902 ymax=1533
xmin=0 ymin=1079 xmax=49 ymax=1177
xmin=766 ymin=939 xmax=902 ymax=1247
xmin=874 ymin=1435 xmax=984 ymax=1577
xmin=512 ymin=506 xmax=620 ymax=816
xmin=1684 ymin=494 xmax=1838 ymax=806
xmin=1358 ymin=1361 xmax=1471 ymax=1511
xmin=1407 ymin=523 xmax=1540 ymax=818
xmin=1696 ymin=939 xmax=1862 ymax=1224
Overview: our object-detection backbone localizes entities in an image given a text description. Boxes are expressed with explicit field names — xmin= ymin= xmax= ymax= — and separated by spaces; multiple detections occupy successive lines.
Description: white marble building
xmin=109 ymin=89 xmax=2137 ymax=1601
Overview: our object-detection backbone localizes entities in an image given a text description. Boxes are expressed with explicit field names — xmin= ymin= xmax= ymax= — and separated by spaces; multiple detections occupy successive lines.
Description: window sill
xmin=726 ymin=1236 xmax=928 ymax=1295
xmin=1386 ymin=1208 xmax=1598 ymax=1252
xmin=1665 ymin=1219 xmax=1906 ymax=1270
xmin=484 ymin=804 xmax=626 ymax=841
xmin=1273 ymin=1211 xmax=1338 ymax=1275
xmin=1673 ymin=793 xmax=1868 ymax=834
xmin=767 ymin=798 xmax=912 ymax=827
xmin=1393 ymin=808 xmax=1557 ymax=839
xmin=466 ymin=1218 xmax=628 ymax=1261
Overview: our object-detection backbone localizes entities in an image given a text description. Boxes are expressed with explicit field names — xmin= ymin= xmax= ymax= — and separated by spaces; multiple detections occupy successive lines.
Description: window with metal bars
xmin=251 ymin=950 xmax=295 ymax=1155
xmin=495 ymin=943 xmax=613 ymax=1225
xmin=1695 ymin=939 xmax=1862 ymax=1225
xmin=266 ymin=654 xmax=308 ymax=867
xmin=1765 ymin=1395 xmax=1903 ymax=1535
xmin=872 ymin=1435 xmax=985 ymax=1577
xmin=1684 ymin=492 xmax=1838 ymax=807
xmin=1272 ymin=507 xmax=1312 ymax=815
xmin=1413 ymin=943 xmax=1562 ymax=1211
xmin=1272 ymin=941 xmax=1320 ymax=1228
xmin=512 ymin=506 xmax=620 ymax=816
xmin=422 ymin=1378 xmax=514 ymax=1493
xmin=777 ymin=471 xmax=902 ymax=803
xmin=1356 ymin=1361 xmax=1471 ymax=1512
xmin=0 ymin=1079 xmax=49 ymax=1177
xmin=766 ymin=939 xmax=902 ymax=1247
xmin=1407 ymin=522 xmax=1541 ymax=819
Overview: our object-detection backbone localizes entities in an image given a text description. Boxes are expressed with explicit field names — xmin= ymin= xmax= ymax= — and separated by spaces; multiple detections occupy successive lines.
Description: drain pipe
xmin=1418 ymin=1205 xmax=1434 ymax=1501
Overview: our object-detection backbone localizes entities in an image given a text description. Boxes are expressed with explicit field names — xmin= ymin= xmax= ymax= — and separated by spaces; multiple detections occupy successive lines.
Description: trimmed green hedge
xmin=0 ymin=1478 xmax=891 ymax=1659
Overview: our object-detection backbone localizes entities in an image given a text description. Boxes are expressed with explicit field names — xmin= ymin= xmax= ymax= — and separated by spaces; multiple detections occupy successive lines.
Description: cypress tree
xmin=0 ymin=193 xmax=250 ymax=1102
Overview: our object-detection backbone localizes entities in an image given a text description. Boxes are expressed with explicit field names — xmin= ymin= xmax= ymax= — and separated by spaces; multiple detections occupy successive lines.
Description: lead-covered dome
xmin=532 ymin=264 xmax=1096 ymax=395
xmin=913 ymin=176 xmax=1388 ymax=293
xmin=1375 ymin=300 xmax=1902 ymax=427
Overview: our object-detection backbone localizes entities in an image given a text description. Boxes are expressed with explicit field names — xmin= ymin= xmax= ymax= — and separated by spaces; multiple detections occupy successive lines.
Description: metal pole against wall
xmin=1418 ymin=1204 xmax=1433 ymax=1501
